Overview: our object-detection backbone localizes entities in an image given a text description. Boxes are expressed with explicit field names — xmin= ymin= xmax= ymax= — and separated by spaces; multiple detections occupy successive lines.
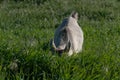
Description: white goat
xmin=51 ymin=11 xmax=84 ymax=56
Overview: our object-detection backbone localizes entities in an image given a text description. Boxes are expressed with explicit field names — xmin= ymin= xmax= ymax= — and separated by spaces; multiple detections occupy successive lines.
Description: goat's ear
xmin=70 ymin=11 xmax=78 ymax=21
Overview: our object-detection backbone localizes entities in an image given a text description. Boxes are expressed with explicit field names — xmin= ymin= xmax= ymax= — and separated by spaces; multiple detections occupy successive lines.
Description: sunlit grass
xmin=0 ymin=0 xmax=120 ymax=80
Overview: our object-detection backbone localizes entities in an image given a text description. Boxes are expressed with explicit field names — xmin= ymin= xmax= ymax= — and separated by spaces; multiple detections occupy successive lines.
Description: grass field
xmin=0 ymin=0 xmax=120 ymax=80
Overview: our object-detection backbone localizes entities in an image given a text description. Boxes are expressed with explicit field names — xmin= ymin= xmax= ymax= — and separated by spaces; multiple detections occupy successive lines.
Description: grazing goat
xmin=51 ymin=11 xmax=84 ymax=56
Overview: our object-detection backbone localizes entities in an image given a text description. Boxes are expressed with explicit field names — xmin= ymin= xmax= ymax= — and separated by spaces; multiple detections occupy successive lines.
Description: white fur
xmin=52 ymin=12 xmax=84 ymax=56
xmin=67 ymin=16 xmax=83 ymax=56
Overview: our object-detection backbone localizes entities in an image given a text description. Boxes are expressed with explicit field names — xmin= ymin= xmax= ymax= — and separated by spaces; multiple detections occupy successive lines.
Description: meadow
xmin=0 ymin=0 xmax=120 ymax=80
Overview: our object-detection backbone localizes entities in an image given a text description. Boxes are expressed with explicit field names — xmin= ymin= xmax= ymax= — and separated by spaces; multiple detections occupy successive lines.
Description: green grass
xmin=0 ymin=0 xmax=120 ymax=80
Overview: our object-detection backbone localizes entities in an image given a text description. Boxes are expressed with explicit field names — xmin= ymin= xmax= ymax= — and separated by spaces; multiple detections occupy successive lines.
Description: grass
xmin=0 ymin=0 xmax=120 ymax=80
